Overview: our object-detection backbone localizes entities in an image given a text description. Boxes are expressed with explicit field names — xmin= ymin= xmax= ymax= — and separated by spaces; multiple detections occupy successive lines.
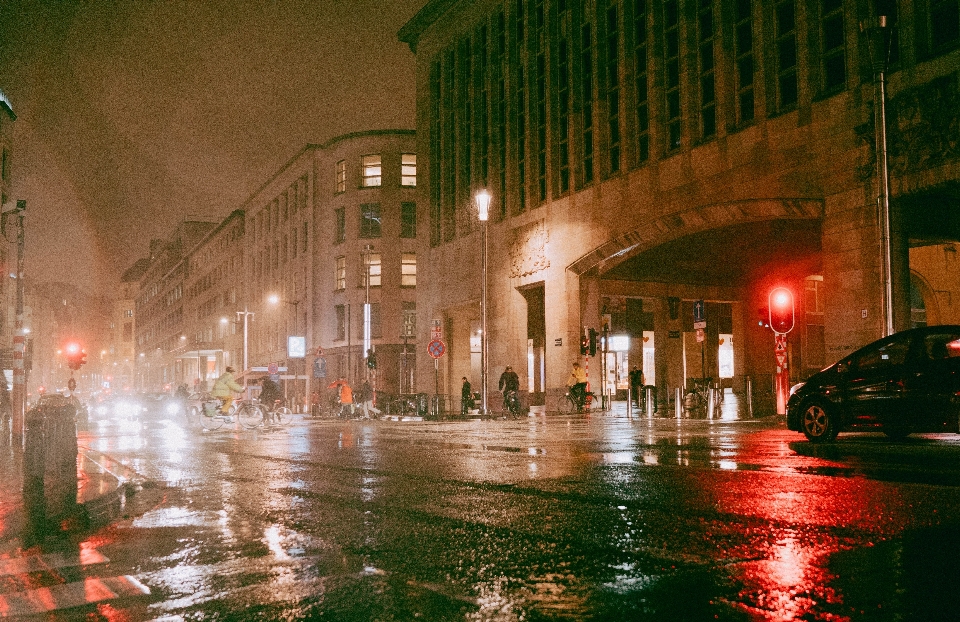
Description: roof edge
xmin=398 ymin=0 xmax=459 ymax=53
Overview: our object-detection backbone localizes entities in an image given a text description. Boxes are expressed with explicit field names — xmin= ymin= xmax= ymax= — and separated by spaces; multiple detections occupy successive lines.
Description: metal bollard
xmin=675 ymin=387 xmax=683 ymax=419
xmin=645 ymin=386 xmax=654 ymax=418
xmin=746 ymin=377 xmax=753 ymax=418
xmin=626 ymin=388 xmax=633 ymax=419
xmin=707 ymin=387 xmax=716 ymax=419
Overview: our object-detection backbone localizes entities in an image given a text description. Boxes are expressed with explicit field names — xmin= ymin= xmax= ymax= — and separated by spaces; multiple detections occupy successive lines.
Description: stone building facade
xmin=400 ymin=0 xmax=960 ymax=407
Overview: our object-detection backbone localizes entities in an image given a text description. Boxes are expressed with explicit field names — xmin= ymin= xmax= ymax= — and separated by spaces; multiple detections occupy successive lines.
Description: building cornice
xmin=397 ymin=0 xmax=458 ymax=53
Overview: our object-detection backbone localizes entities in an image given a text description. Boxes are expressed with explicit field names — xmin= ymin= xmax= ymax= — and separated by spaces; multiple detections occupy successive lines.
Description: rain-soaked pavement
xmin=13 ymin=402 xmax=960 ymax=620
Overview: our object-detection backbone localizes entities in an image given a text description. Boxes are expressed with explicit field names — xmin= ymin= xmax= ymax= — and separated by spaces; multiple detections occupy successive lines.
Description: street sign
xmin=431 ymin=319 xmax=442 ymax=340
xmin=428 ymin=339 xmax=446 ymax=359
xmin=693 ymin=299 xmax=705 ymax=329
xmin=695 ymin=328 xmax=705 ymax=343
xmin=313 ymin=357 xmax=327 ymax=379
xmin=268 ymin=362 xmax=279 ymax=374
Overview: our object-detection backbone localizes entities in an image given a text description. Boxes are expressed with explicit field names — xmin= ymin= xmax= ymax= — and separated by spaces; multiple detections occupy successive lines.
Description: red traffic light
xmin=768 ymin=287 xmax=795 ymax=334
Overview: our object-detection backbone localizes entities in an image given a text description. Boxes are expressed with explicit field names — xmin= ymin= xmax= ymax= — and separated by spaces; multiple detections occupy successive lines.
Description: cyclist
xmin=259 ymin=376 xmax=282 ymax=410
xmin=567 ymin=361 xmax=588 ymax=412
xmin=211 ymin=366 xmax=242 ymax=421
xmin=498 ymin=366 xmax=520 ymax=413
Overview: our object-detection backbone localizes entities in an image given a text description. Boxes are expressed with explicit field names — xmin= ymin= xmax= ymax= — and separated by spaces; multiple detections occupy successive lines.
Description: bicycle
xmin=556 ymin=388 xmax=593 ymax=414
xmin=503 ymin=390 xmax=523 ymax=418
xmin=237 ymin=399 xmax=293 ymax=429
xmin=196 ymin=396 xmax=234 ymax=431
xmin=685 ymin=377 xmax=713 ymax=414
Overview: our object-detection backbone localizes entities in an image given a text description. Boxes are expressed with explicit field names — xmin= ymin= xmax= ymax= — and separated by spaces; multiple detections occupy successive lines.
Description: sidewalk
xmin=1 ymin=432 xmax=139 ymax=552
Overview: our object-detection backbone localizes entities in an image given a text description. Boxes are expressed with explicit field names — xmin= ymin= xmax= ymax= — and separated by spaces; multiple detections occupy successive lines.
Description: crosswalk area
xmin=0 ymin=546 xmax=149 ymax=618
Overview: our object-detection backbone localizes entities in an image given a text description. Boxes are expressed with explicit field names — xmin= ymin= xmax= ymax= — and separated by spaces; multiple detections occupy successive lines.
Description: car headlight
xmin=165 ymin=402 xmax=181 ymax=415
xmin=789 ymin=381 xmax=806 ymax=397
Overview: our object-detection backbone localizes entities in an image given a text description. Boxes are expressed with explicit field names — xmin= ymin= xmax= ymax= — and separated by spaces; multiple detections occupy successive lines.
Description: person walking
xmin=211 ymin=366 xmax=243 ymax=420
xmin=359 ymin=380 xmax=381 ymax=418
xmin=461 ymin=377 xmax=473 ymax=415
xmin=328 ymin=377 xmax=354 ymax=417
xmin=629 ymin=365 xmax=645 ymax=407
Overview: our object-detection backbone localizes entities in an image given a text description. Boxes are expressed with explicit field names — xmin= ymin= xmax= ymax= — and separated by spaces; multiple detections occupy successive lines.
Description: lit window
xmin=401 ymin=253 xmax=416 ymax=287
xmin=401 ymin=153 xmax=417 ymax=186
xmin=364 ymin=253 xmax=382 ymax=287
xmin=361 ymin=154 xmax=381 ymax=187
xmin=335 ymin=256 xmax=346 ymax=290
xmin=336 ymin=160 xmax=346 ymax=193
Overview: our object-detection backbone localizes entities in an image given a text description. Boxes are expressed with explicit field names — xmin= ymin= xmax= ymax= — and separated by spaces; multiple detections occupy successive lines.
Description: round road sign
xmin=428 ymin=339 xmax=446 ymax=359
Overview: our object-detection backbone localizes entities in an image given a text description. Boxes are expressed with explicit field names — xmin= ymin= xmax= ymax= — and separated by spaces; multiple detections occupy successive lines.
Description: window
xmin=335 ymin=207 xmax=345 ymax=243
xmin=360 ymin=203 xmax=381 ymax=238
xmin=854 ymin=337 xmax=910 ymax=372
xmin=821 ymin=0 xmax=846 ymax=92
xmin=696 ymin=0 xmax=716 ymax=139
xmin=361 ymin=154 xmax=381 ymax=187
xmin=400 ymin=202 xmax=417 ymax=238
xmin=931 ymin=0 xmax=960 ymax=52
xmin=335 ymin=304 xmax=345 ymax=340
xmin=734 ymin=0 xmax=755 ymax=123
xmin=605 ymin=5 xmax=621 ymax=172
xmin=775 ymin=0 xmax=798 ymax=108
xmin=634 ymin=0 xmax=649 ymax=163
xmin=335 ymin=256 xmax=346 ymax=290
xmin=580 ymin=23 xmax=595 ymax=184
xmin=363 ymin=253 xmax=382 ymax=287
xmin=336 ymin=159 xmax=346 ymax=193
xmin=401 ymin=153 xmax=417 ymax=186
xmin=302 ymin=220 xmax=308 ymax=252
xmin=402 ymin=302 xmax=417 ymax=338
xmin=401 ymin=253 xmax=416 ymax=287
xmin=662 ymin=0 xmax=681 ymax=150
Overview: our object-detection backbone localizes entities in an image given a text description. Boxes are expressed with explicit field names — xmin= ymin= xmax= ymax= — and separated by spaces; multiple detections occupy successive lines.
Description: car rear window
xmin=923 ymin=333 xmax=960 ymax=360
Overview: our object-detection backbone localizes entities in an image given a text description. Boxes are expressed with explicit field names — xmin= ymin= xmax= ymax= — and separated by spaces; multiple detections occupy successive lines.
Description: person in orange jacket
xmin=328 ymin=377 xmax=354 ymax=417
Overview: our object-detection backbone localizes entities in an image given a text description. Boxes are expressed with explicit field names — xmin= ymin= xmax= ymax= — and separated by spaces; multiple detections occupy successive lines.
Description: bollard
xmin=746 ymin=376 xmax=753 ymax=418
xmin=645 ymin=386 xmax=654 ymax=418
xmin=674 ymin=387 xmax=683 ymax=419
xmin=626 ymin=388 xmax=633 ymax=419
xmin=707 ymin=386 xmax=716 ymax=419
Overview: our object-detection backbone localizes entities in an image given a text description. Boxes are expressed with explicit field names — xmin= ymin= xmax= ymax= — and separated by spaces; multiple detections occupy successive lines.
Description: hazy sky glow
xmin=0 ymin=0 xmax=425 ymax=292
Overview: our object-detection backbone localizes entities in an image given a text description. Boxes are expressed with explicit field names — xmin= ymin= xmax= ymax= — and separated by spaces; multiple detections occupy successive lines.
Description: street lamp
xmin=362 ymin=245 xmax=373 ymax=380
xmin=861 ymin=15 xmax=894 ymax=336
xmin=475 ymin=189 xmax=491 ymax=415
xmin=268 ymin=294 xmax=303 ymax=408
xmin=236 ymin=307 xmax=255 ymax=394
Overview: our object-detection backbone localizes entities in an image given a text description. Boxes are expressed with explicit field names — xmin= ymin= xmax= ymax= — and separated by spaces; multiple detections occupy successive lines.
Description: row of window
xmin=333 ymin=253 xmax=417 ymax=290
xmin=428 ymin=0 xmax=960 ymax=245
xmin=337 ymin=153 xmax=418 ymax=192
xmin=330 ymin=302 xmax=417 ymax=341
xmin=334 ymin=202 xmax=417 ymax=242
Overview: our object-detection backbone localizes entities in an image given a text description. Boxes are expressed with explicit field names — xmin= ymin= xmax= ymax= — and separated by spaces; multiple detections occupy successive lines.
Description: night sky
xmin=0 ymin=0 xmax=426 ymax=293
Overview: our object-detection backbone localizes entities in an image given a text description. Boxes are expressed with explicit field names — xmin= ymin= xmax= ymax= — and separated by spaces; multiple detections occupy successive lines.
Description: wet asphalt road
xmin=56 ymin=405 xmax=960 ymax=620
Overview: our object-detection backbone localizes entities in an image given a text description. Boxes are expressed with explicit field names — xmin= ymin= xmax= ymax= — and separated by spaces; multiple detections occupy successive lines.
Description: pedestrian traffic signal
xmin=768 ymin=287 xmax=795 ymax=334
xmin=758 ymin=306 xmax=770 ymax=329
xmin=366 ymin=350 xmax=377 ymax=369
xmin=588 ymin=328 xmax=598 ymax=356
xmin=580 ymin=334 xmax=589 ymax=355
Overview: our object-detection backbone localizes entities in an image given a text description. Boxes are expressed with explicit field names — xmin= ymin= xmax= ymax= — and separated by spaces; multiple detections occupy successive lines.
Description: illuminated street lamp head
xmin=267 ymin=294 xmax=280 ymax=305
xmin=65 ymin=342 xmax=80 ymax=356
xmin=475 ymin=189 xmax=491 ymax=222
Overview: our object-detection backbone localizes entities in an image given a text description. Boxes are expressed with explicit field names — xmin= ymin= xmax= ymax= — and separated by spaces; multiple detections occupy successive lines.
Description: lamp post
xmin=475 ymin=190 xmax=491 ymax=415
xmin=236 ymin=307 xmax=254 ymax=394
xmin=861 ymin=15 xmax=894 ymax=337
xmin=362 ymin=245 xmax=373 ymax=381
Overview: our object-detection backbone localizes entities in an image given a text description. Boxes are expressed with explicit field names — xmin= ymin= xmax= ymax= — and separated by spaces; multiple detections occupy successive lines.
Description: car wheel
xmin=801 ymin=400 xmax=837 ymax=443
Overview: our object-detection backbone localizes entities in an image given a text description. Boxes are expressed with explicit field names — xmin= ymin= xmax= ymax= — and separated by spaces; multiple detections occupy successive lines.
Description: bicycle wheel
xmin=237 ymin=403 xmax=264 ymax=429
xmin=198 ymin=406 xmax=225 ymax=431
xmin=272 ymin=406 xmax=293 ymax=425
xmin=556 ymin=394 xmax=574 ymax=414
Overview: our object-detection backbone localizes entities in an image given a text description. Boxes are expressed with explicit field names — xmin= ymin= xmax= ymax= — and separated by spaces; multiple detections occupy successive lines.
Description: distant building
xmin=400 ymin=0 xmax=960 ymax=405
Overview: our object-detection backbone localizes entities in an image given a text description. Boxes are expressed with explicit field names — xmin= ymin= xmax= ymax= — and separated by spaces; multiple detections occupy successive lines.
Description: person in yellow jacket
xmin=567 ymin=362 xmax=588 ymax=412
xmin=211 ymin=366 xmax=243 ymax=417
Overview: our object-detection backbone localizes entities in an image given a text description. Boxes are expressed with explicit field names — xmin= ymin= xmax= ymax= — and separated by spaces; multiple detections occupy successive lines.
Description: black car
xmin=787 ymin=325 xmax=960 ymax=442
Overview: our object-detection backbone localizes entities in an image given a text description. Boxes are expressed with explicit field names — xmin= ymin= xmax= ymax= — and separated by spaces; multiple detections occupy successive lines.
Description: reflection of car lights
xmin=789 ymin=382 xmax=806 ymax=397
xmin=165 ymin=402 xmax=181 ymax=415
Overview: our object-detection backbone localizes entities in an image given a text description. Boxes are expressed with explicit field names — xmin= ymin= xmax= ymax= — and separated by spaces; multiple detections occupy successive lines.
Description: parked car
xmin=787 ymin=325 xmax=960 ymax=442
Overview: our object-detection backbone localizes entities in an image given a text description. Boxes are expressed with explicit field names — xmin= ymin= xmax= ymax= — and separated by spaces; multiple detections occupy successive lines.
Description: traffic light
xmin=758 ymin=306 xmax=770 ymax=329
xmin=768 ymin=287 xmax=795 ymax=334
xmin=78 ymin=351 xmax=87 ymax=368
xmin=580 ymin=334 xmax=589 ymax=355
xmin=65 ymin=342 xmax=82 ymax=370
xmin=588 ymin=328 xmax=598 ymax=356
xmin=366 ymin=349 xmax=377 ymax=369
